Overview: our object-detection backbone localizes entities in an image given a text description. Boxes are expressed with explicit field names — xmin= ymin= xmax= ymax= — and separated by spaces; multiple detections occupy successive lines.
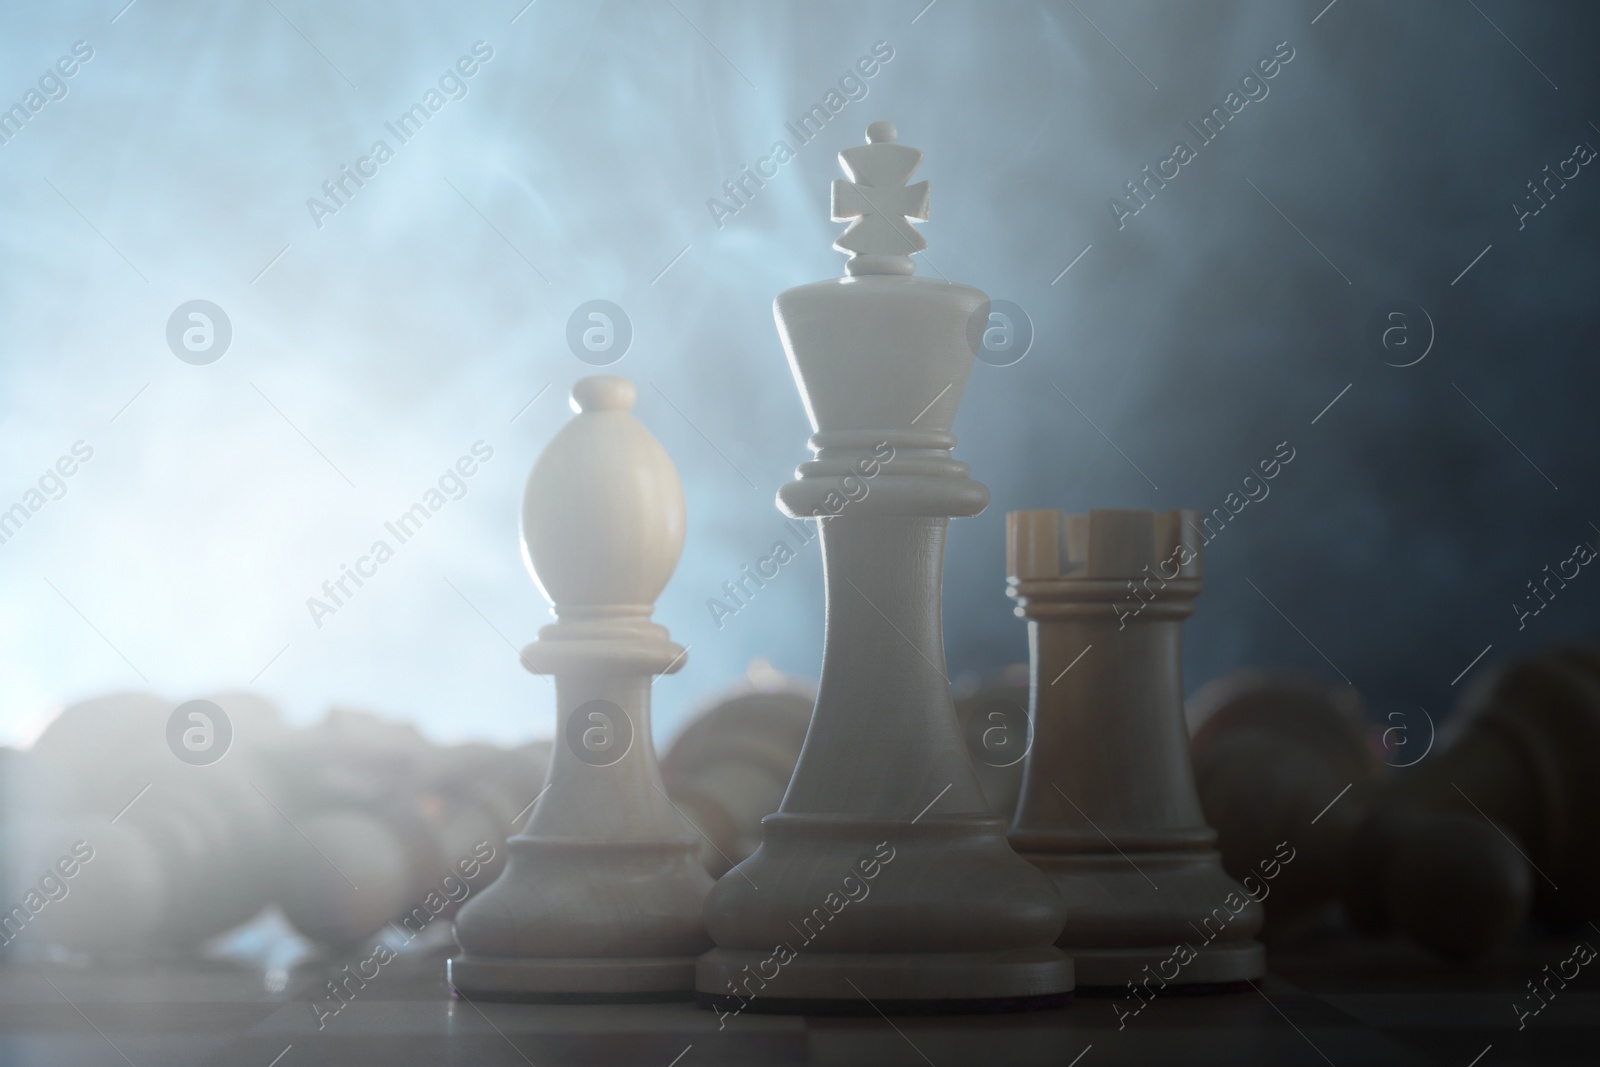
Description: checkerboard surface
xmin=1 ymin=934 xmax=1594 ymax=1066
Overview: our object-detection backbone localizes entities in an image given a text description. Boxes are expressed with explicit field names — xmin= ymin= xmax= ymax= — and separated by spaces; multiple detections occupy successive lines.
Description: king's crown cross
xmin=831 ymin=121 xmax=930 ymax=276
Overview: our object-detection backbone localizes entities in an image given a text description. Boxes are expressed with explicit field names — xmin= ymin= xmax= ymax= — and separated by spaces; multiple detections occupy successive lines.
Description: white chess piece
xmin=696 ymin=122 xmax=1073 ymax=1012
xmin=23 ymin=691 xmax=286 ymax=957
xmin=1007 ymin=508 xmax=1266 ymax=988
xmin=451 ymin=376 xmax=713 ymax=998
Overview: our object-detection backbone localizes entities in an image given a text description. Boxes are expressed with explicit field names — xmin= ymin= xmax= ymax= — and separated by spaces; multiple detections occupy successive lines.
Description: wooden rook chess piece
xmin=1007 ymin=509 xmax=1266 ymax=989
xmin=697 ymin=121 xmax=1073 ymax=1014
xmin=451 ymin=376 xmax=713 ymax=999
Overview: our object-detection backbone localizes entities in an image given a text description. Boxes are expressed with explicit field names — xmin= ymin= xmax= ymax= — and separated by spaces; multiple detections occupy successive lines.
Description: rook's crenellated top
xmin=1008 ymin=509 xmax=1204 ymax=583
xmin=1008 ymin=509 xmax=1204 ymax=625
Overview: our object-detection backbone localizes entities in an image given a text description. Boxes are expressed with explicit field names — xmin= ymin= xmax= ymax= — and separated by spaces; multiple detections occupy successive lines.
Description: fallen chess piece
xmin=1188 ymin=650 xmax=1600 ymax=962
xmin=660 ymin=672 xmax=813 ymax=878
xmin=5 ymin=688 xmax=550 ymax=961
xmin=1347 ymin=646 xmax=1600 ymax=955
xmin=1187 ymin=669 xmax=1384 ymax=945
xmin=15 ymin=691 xmax=288 ymax=958
xmin=260 ymin=706 xmax=438 ymax=947
xmin=260 ymin=707 xmax=549 ymax=948
xmin=0 ymin=745 xmax=104 ymax=958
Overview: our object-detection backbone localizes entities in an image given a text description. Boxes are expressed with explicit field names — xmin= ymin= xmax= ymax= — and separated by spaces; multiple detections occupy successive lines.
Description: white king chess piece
xmin=696 ymin=122 xmax=1074 ymax=1013
xmin=451 ymin=376 xmax=713 ymax=998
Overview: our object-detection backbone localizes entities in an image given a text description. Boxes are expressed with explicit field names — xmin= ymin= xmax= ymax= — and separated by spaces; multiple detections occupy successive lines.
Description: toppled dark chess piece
xmin=1349 ymin=647 xmax=1600 ymax=949
xmin=1190 ymin=651 xmax=1600 ymax=962
xmin=1188 ymin=670 xmax=1383 ymax=945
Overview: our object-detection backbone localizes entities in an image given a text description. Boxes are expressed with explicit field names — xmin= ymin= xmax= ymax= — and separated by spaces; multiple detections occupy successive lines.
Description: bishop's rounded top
xmin=521 ymin=375 xmax=685 ymax=613
xmin=571 ymin=375 xmax=635 ymax=413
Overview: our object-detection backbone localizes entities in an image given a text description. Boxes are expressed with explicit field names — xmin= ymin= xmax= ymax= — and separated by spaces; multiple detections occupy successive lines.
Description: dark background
xmin=0 ymin=0 xmax=1594 ymax=746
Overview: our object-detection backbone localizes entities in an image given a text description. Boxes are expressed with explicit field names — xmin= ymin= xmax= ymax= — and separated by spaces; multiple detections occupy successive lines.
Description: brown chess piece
xmin=1346 ymin=647 xmax=1600 ymax=956
xmin=1007 ymin=508 xmax=1264 ymax=988
xmin=660 ymin=677 xmax=813 ymax=878
xmin=1188 ymin=650 xmax=1600 ymax=963
xmin=1188 ymin=671 xmax=1383 ymax=944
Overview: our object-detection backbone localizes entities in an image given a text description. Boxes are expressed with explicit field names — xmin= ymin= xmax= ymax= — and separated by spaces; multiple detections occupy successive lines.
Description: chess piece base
xmin=1022 ymin=850 xmax=1266 ymax=987
xmin=695 ymin=946 xmax=1073 ymax=1013
xmin=702 ymin=814 xmax=1073 ymax=1002
xmin=697 ymin=991 xmax=1071 ymax=1016
xmin=1069 ymin=975 xmax=1255 ymax=998
xmin=1066 ymin=944 xmax=1265 ymax=989
xmin=448 ymin=953 xmax=697 ymax=1000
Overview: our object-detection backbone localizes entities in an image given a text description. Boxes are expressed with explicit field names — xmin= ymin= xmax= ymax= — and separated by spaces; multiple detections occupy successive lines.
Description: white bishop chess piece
xmin=450 ymin=376 xmax=713 ymax=998
xmin=1006 ymin=508 xmax=1266 ymax=991
xmin=696 ymin=121 xmax=1074 ymax=1014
